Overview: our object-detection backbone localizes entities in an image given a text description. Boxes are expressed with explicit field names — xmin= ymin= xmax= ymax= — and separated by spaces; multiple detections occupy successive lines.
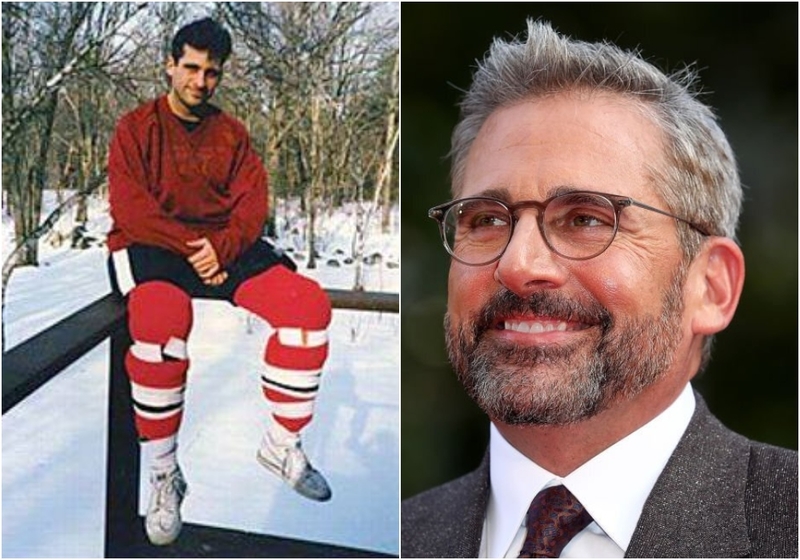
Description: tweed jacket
xmin=401 ymin=394 xmax=798 ymax=558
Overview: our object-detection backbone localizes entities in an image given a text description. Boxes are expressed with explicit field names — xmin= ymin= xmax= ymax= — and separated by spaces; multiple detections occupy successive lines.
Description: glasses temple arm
xmin=628 ymin=200 xmax=712 ymax=236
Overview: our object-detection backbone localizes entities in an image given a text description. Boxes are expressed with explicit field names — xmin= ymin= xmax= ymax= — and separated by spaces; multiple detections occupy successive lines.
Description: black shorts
xmin=108 ymin=239 xmax=297 ymax=302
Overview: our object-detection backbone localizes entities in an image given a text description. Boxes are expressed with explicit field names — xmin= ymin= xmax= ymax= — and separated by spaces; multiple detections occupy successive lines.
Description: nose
xmin=493 ymin=214 xmax=569 ymax=296
xmin=194 ymin=71 xmax=208 ymax=89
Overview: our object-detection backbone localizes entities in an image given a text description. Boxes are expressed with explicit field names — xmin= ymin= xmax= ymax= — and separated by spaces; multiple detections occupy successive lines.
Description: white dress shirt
xmin=479 ymin=383 xmax=696 ymax=558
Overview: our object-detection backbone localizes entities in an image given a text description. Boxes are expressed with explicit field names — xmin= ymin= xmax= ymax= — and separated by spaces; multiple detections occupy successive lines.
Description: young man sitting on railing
xmin=106 ymin=17 xmax=332 ymax=546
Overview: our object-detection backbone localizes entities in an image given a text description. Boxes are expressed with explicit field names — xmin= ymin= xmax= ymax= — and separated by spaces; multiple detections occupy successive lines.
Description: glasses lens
xmin=543 ymin=192 xmax=618 ymax=259
xmin=443 ymin=199 xmax=512 ymax=265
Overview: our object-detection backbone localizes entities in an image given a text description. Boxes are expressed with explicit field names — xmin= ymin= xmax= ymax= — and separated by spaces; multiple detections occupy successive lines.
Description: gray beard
xmin=445 ymin=266 xmax=686 ymax=426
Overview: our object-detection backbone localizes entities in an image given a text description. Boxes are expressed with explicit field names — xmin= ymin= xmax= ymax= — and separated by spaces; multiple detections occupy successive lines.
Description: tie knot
xmin=518 ymin=485 xmax=593 ymax=558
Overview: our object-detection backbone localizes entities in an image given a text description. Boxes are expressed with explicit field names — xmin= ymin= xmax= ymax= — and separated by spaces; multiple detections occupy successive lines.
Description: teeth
xmin=504 ymin=321 xmax=570 ymax=333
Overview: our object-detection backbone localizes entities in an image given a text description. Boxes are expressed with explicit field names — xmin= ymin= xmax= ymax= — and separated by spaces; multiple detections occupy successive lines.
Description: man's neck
xmin=493 ymin=375 xmax=690 ymax=476
xmin=167 ymin=91 xmax=202 ymax=123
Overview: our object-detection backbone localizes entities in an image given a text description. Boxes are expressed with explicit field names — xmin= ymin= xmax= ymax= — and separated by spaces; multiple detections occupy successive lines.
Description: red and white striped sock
xmin=126 ymin=281 xmax=192 ymax=472
xmin=260 ymin=327 xmax=329 ymax=442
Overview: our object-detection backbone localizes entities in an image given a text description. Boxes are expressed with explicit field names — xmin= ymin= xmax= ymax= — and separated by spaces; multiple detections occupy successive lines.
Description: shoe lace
xmin=152 ymin=471 xmax=181 ymax=512
xmin=281 ymin=444 xmax=309 ymax=481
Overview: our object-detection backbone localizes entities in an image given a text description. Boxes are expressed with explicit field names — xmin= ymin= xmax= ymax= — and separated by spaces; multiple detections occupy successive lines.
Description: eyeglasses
xmin=428 ymin=190 xmax=711 ymax=266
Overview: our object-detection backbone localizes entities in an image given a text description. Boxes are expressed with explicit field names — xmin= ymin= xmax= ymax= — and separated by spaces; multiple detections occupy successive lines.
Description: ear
xmin=689 ymin=237 xmax=745 ymax=336
xmin=165 ymin=57 xmax=175 ymax=78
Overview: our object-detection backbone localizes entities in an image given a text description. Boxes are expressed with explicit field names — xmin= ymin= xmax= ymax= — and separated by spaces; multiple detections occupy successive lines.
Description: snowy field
xmin=2 ymin=195 xmax=400 ymax=557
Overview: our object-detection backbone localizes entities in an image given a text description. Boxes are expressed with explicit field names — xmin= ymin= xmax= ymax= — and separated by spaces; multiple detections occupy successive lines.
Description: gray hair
xmin=450 ymin=19 xmax=743 ymax=259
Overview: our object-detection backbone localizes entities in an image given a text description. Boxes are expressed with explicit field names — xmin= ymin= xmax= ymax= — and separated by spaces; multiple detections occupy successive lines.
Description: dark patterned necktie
xmin=518 ymin=485 xmax=593 ymax=558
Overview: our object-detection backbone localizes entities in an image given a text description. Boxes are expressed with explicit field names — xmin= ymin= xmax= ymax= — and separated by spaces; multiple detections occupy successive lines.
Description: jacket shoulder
xmin=214 ymin=108 xmax=248 ymax=134
xmin=402 ymin=459 xmax=489 ymax=558
xmin=628 ymin=394 xmax=795 ymax=558
xmin=745 ymin=442 xmax=798 ymax=557
xmin=115 ymin=98 xmax=161 ymax=132
xmin=206 ymin=108 xmax=253 ymax=148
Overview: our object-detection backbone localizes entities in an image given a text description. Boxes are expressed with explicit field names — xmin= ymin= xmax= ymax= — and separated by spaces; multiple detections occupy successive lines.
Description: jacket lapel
xmin=626 ymin=393 xmax=752 ymax=557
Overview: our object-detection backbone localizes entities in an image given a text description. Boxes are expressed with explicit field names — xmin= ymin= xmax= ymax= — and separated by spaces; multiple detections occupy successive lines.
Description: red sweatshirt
xmin=107 ymin=96 xmax=268 ymax=268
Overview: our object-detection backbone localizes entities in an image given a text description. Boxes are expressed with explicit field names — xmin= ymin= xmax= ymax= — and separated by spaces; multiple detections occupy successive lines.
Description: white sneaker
xmin=145 ymin=465 xmax=188 ymax=546
xmin=257 ymin=435 xmax=332 ymax=502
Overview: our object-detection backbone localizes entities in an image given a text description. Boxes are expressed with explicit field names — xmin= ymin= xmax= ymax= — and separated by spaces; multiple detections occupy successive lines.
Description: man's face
xmin=166 ymin=44 xmax=222 ymax=113
xmin=446 ymin=92 xmax=694 ymax=426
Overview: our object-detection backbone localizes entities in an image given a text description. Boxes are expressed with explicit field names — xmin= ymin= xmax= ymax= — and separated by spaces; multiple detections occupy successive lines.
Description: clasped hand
xmin=187 ymin=238 xmax=228 ymax=286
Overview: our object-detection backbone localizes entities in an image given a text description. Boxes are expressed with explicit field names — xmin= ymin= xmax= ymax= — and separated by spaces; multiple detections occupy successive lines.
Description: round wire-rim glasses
xmin=428 ymin=190 xmax=712 ymax=266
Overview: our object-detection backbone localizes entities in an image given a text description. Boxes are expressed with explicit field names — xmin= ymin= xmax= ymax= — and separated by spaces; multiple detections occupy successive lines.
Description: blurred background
xmin=401 ymin=3 xmax=798 ymax=499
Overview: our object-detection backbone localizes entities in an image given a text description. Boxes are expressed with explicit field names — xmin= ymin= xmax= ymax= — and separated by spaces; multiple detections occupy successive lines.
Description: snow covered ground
xmin=2 ymin=195 xmax=400 ymax=557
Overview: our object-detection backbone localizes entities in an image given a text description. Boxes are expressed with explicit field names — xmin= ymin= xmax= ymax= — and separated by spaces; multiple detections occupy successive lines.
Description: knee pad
xmin=234 ymin=266 xmax=332 ymax=330
xmin=126 ymin=281 xmax=191 ymax=442
xmin=128 ymin=281 xmax=192 ymax=355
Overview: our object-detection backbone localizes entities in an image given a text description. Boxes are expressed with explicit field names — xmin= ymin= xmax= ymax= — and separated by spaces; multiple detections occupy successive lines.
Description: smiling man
xmin=107 ymin=18 xmax=333 ymax=546
xmin=401 ymin=20 xmax=797 ymax=558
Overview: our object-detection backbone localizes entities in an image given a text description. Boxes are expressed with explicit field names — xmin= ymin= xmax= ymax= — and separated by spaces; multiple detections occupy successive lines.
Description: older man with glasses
xmin=401 ymin=19 xmax=797 ymax=559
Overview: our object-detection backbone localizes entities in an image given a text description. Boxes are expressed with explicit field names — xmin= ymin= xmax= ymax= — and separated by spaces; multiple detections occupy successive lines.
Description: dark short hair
xmin=171 ymin=17 xmax=232 ymax=64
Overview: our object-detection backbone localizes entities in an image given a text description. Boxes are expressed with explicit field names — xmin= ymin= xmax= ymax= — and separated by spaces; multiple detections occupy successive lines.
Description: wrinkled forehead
xmin=455 ymin=92 xmax=667 ymax=203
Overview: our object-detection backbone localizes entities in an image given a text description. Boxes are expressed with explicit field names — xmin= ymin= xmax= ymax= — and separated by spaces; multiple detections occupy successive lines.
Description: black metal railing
xmin=3 ymin=289 xmax=399 ymax=557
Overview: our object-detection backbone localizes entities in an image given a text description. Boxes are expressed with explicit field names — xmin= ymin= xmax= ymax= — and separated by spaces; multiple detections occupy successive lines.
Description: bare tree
xmin=2 ymin=3 xmax=147 ymax=269
xmin=221 ymin=2 xmax=397 ymax=270
xmin=349 ymin=48 xmax=399 ymax=290
xmin=1 ymin=2 xmax=152 ymax=349
xmin=4 ymin=3 xmax=90 ymax=267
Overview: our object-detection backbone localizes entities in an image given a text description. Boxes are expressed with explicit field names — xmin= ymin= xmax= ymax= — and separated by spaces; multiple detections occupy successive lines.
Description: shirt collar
xmin=487 ymin=383 xmax=695 ymax=557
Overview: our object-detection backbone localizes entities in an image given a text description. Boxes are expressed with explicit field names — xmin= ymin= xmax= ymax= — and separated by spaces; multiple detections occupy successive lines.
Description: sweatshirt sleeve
xmin=207 ymin=131 xmax=269 ymax=268
xmin=108 ymin=116 xmax=197 ymax=257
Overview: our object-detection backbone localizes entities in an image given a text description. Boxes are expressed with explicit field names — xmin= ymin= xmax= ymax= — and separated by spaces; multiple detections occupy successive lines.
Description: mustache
xmin=471 ymin=289 xmax=613 ymax=339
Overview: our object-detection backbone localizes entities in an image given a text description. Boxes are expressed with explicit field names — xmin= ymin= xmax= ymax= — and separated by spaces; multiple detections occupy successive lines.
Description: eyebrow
xmin=181 ymin=62 xmax=220 ymax=72
xmin=472 ymin=186 xmax=512 ymax=202
xmin=547 ymin=185 xmax=583 ymax=198
xmin=469 ymin=184 xmax=586 ymax=203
